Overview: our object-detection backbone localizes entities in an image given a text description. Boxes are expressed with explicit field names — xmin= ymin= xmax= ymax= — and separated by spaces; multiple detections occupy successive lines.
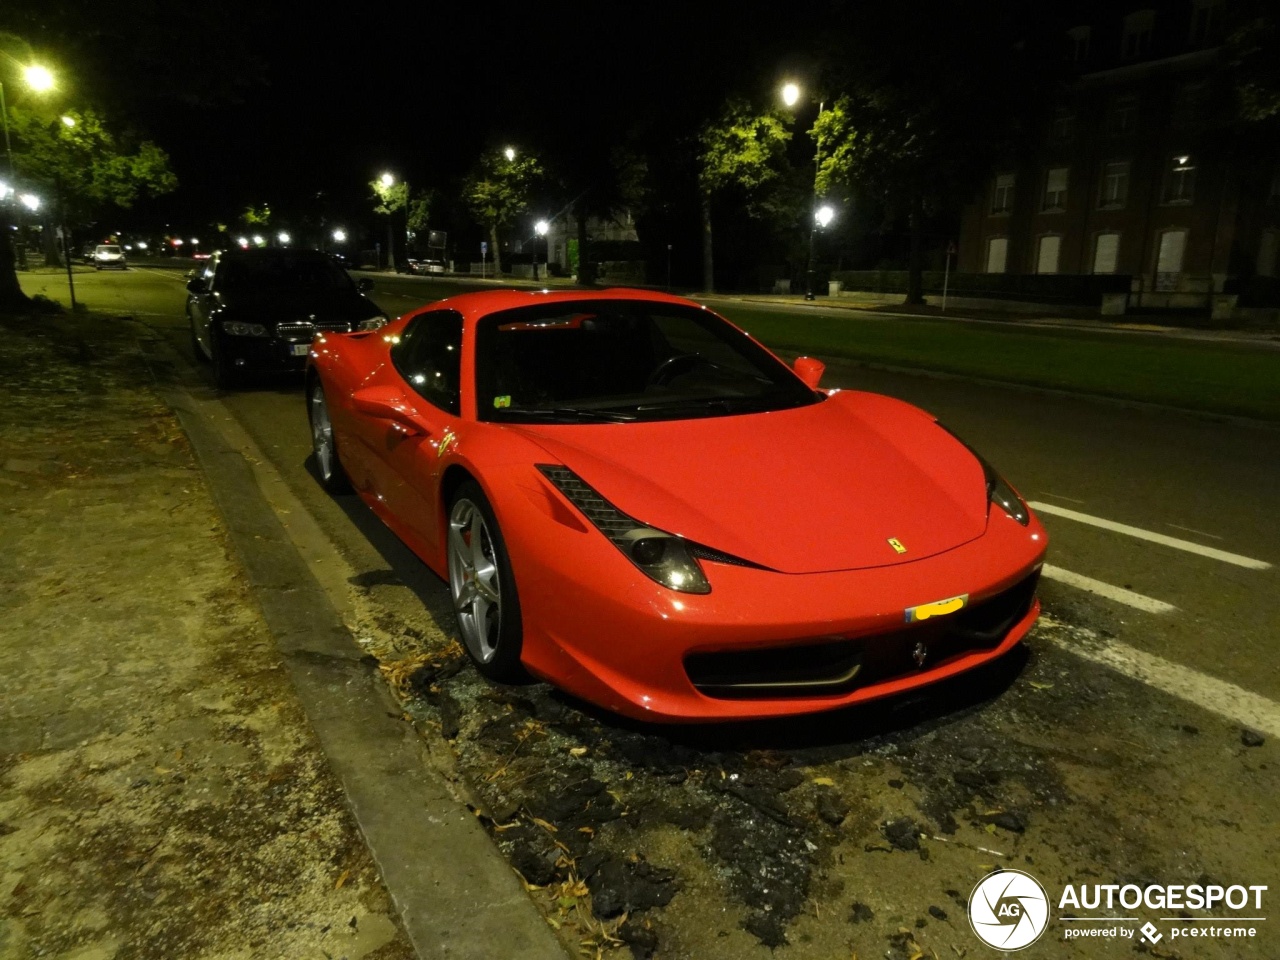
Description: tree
xmin=812 ymin=1 xmax=1061 ymax=303
xmin=461 ymin=149 xmax=543 ymax=276
xmin=697 ymin=99 xmax=792 ymax=293
xmin=8 ymin=106 xmax=176 ymax=267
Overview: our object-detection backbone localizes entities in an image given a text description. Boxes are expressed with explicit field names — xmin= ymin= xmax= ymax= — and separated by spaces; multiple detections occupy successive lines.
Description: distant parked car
xmin=93 ymin=244 xmax=127 ymax=270
xmin=408 ymin=258 xmax=447 ymax=275
xmin=186 ymin=247 xmax=387 ymax=389
xmin=80 ymin=244 xmax=97 ymax=264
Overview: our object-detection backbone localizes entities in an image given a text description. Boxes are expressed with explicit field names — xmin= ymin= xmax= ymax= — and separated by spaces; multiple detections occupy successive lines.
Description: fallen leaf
xmin=569 ymin=746 xmax=588 ymax=757
xmin=334 ymin=869 xmax=350 ymax=890
xmin=813 ymin=776 xmax=835 ymax=786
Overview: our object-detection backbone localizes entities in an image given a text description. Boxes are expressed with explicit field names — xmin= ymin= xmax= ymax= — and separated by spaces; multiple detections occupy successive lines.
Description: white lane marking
xmin=1028 ymin=501 xmax=1271 ymax=570
xmin=1041 ymin=564 xmax=1177 ymax=614
xmin=1166 ymin=522 xmax=1225 ymax=541
xmin=1038 ymin=492 xmax=1087 ymax=504
xmin=1041 ymin=616 xmax=1280 ymax=738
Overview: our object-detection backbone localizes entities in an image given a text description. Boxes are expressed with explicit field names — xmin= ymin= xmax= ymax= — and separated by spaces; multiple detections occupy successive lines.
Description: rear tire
xmin=447 ymin=480 xmax=525 ymax=682
xmin=307 ymin=378 xmax=352 ymax=494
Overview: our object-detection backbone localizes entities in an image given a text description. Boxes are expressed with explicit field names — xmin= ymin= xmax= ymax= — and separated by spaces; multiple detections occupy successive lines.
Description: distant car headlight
xmin=537 ymin=465 xmax=711 ymax=594
xmin=358 ymin=315 xmax=388 ymax=331
xmin=222 ymin=320 xmax=268 ymax=337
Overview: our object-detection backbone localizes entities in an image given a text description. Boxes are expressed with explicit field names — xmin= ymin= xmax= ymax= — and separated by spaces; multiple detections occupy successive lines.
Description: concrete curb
xmin=138 ymin=339 xmax=570 ymax=960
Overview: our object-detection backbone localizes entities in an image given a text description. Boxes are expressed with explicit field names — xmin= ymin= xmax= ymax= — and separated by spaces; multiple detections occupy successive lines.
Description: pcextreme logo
xmin=968 ymin=869 xmax=1050 ymax=950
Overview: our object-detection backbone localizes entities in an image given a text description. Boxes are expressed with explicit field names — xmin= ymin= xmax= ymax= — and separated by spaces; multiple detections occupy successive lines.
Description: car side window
xmin=391 ymin=310 xmax=463 ymax=415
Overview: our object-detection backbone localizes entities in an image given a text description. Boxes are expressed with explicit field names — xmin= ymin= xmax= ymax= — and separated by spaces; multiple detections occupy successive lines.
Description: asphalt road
xmin=29 ymin=263 xmax=1278 ymax=708
xmin=21 ymin=263 xmax=1280 ymax=956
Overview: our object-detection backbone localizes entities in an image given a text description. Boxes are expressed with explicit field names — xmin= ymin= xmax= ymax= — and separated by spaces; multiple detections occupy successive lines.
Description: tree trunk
xmin=0 ymin=215 xmax=30 ymax=309
xmin=575 ymin=204 xmax=593 ymax=286
xmin=489 ymin=222 xmax=501 ymax=275
xmin=700 ymin=191 xmax=714 ymax=294
xmin=905 ymin=190 xmax=925 ymax=305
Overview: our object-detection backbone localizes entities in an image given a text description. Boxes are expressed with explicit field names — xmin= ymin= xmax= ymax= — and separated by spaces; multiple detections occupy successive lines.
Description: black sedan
xmin=187 ymin=248 xmax=387 ymax=388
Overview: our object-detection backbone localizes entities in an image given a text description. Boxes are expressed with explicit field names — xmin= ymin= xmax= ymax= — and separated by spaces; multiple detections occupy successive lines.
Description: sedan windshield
xmin=218 ymin=254 xmax=354 ymax=294
xmin=475 ymin=301 xmax=820 ymax=423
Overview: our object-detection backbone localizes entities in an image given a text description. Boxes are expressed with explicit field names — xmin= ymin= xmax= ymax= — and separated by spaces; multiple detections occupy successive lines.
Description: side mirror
xmin=793 ymin=356 xmax=825 ymax=389
xmin=186 ymin=277 xmax=206 ymax=294
xmin=356 ymin=277 xmax=374 ymax=292
xmin=351 ymin=385 xmax=430 ymax=436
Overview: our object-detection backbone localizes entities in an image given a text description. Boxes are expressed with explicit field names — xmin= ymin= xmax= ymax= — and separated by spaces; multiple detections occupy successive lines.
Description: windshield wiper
xmin=496 ymin=407 xmax=639 ymax=423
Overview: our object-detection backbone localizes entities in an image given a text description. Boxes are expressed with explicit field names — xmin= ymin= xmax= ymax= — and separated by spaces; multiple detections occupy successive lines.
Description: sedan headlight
xmin=222 ymin=320 xmax=268 ymax=337
xmin=358 ymin=315 xmax=388 ymax=331
xmin=537 ymin=465 xmax=711 ymax=594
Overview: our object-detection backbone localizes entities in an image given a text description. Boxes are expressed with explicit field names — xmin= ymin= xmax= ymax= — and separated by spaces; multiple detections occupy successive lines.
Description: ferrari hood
xmin=511 ymin=391 xmax=990 ymax=574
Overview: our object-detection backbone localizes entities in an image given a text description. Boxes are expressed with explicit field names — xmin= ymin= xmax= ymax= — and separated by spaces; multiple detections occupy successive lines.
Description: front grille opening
xmin=686 ymin=570 xmax=1039 ymax=700
xmin=686 ymin=640 xmax=863 ymax=698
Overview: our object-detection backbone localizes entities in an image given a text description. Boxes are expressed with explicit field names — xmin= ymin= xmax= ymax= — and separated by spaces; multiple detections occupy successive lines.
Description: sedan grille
xmin=276 ymin=320 xmax=354 ymax=339
xmin=686 ymin=570 xmax=1039 ymax=699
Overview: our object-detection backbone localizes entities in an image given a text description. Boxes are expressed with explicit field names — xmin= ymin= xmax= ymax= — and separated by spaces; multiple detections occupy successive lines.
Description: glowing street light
xmin=277 ymin=231 xmax=290 ymax=245
xmin=61 ymin=115 xmax=76 ymax=128
xmin=19 ymin=192 xmax=39 ymax=211
xmin=332 ymin=228 xmax=347 ymax=243
xmin=503 ymin=146 xmax=516 ymax=162
xmin=379 ymin=172 xmax=394 ymax=188
xmin=23 ymin=65 xmax=54 ymax=93
xmin=236 ymin=236 xmax=249 ymax=248
xmin=252 ymin=234 xmax=265 ymax=247
xmin=781 ymin=82 xmax=800 ymax=107
xmin=815 ymin=205 xmax=835 ymax=228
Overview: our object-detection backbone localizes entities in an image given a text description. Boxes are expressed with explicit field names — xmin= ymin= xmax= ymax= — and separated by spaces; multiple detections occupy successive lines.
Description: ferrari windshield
xmin=475 ymin=301 xmax=820 ymax=423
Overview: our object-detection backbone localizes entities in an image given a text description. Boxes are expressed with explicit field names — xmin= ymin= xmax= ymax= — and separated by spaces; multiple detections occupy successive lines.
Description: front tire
xmin=189 ymin=311 xmax=209 ymax=363
xmin=447 ymin=480 xmax=525 ymax=682
xmin=307 ymin=379 xmax=352 ymax=493
xmin=210 ymin=332 xmax=239 ymax=390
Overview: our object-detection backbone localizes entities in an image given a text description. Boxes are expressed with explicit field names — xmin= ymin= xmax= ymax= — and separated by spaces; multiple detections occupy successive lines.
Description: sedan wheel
xmin=448 ymin=481 xmax=524 ymax=682
xmin=308 ymin=379 xmax=352 ymax=493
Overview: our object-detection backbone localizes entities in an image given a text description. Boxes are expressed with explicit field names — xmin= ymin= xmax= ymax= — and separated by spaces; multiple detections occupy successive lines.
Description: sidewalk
xmin=0 ymin=308 xmax=416 ymax=958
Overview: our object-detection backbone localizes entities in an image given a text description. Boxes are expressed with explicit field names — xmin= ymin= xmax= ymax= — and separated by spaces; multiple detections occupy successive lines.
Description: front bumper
xmin=508 ymin=498 xmax=1047 ymax=723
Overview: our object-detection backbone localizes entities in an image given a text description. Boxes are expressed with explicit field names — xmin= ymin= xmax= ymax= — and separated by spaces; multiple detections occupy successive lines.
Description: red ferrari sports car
xmin=306 ymin=288 xmax=1047 ymax=722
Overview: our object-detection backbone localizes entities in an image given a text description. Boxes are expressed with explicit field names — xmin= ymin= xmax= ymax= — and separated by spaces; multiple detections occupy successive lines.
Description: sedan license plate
xmin=290 ymin=344 xmax=310 ymax=357
xmin=904 ymin=593 xmax=968 ymax=623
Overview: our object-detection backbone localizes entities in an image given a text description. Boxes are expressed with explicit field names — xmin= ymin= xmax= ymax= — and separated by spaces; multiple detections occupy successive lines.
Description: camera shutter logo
xmin=968 ymin=869 xmax=1050 ymax=950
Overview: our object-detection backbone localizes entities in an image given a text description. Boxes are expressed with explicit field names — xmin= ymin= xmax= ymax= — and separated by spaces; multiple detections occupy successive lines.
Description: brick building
xmin=958 ymin=0 xmax=1280 ymax=310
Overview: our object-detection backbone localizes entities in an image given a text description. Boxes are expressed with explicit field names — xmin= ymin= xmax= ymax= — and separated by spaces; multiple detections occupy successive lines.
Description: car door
xmin=355 ymin=309 xmax=464 ymax=554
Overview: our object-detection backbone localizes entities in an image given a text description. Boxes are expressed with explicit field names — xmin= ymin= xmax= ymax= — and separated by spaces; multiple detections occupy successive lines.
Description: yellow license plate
xmin=904 ymin=593 xmax=969 ymax=623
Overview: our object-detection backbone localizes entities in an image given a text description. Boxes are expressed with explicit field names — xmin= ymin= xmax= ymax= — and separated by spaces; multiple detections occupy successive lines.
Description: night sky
xmin=95 ymin=2 xmax=819 ymax=232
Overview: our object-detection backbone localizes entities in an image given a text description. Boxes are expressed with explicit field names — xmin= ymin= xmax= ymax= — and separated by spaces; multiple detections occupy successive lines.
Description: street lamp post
xmin=533 ymin=219 xmax=548 ymax=281
xmin=782 ymin=82 xmax=830 ymax=300
xmin=379 ymin=172 xmax=397 ymax=270
xmin=2 ymin=65 xmax=57 ymax=272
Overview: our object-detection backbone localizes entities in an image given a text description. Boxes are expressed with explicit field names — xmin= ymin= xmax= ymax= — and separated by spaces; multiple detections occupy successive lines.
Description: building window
xmin=1258 ymin=231 xmax=1278 ymax=278
xmin=1106 ymin=94 xmax=1140 ymax=135
xmin=1099 ymin=161 xmax=1130 ymax=208
xmin=1043 ymin=167 xmax=1069 ymax=211
xmin=1123 ymin=9 xmax=1155 ymax=60
xmin=1068 ymin=25 xmax=1091 ymax=63
xmin=1093 ymin=233 xmax=1121 ymax=274
xmin=1190 ymin=0 xmax=1222 ymax=46
xmin=1171 ymin=82 xmax=1206 ymax=130
xmin=1051 ymin=107 xmax=1075 ymax=142
xmin=1156 ymin=229 xmax=1188 ymax=287
xmin=1163 ymin=154 xmax=1197 ymax=204
xmin=1036 ymin=235 xmax=1062 ymax=274
xmin=991 ymin=173 xmax=1015 ymax=214
xmin=985 ymin=237 xmax=1008 ymax=274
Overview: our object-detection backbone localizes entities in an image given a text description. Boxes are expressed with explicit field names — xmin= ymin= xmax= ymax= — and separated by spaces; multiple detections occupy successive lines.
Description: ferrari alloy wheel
xmin=448 ymin=481 xmax=524 ymax=682
xmin=308 ymin=379 xmax=352 ymax=493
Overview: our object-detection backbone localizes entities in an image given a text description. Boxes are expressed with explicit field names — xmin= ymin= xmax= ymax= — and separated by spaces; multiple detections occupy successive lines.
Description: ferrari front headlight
xmin=537 ymin=465 xmax=711 ymax=594
xmin=985 ymin=466 xmax=1030 ymax=526
xmin=358 ymin=315 xmax=388 ymax=331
